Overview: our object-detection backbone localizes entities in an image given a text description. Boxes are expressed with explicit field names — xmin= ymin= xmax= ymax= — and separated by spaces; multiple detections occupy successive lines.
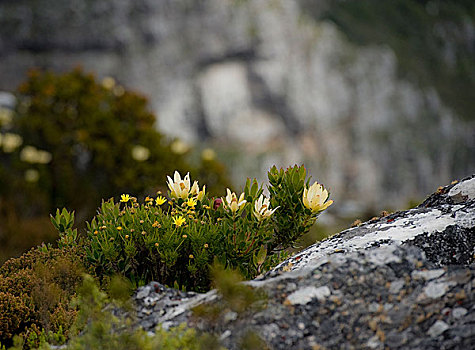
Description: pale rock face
xmin=0 ymin=0 xmax=473 ymax=213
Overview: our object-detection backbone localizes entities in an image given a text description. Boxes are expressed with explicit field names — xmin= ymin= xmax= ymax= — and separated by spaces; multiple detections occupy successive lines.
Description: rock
xmin=128 ymin=175 xmax=475 ymax=349
xmin=422 ymin=281 xmax=454 ymax=299
xmin=452 ymin=307 xmax=468 ymax=319
xmin=285 ymin=286 xmax=331 ymax=305
xmin=427 ymin=320 xmax=449 ymax=338
xmin=0 ymin=1 xmax=473 ymax=213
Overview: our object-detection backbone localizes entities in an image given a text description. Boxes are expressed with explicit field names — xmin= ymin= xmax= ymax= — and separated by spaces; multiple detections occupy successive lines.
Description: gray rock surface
xmin=131 ymin=175 xmax=475 ymax=349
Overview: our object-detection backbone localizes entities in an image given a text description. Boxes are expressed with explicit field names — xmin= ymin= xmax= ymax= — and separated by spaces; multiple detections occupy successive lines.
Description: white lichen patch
xmin=286 ymin=286 xmax=331 ymax=305
xmin=448 ymin=177 xmax=475 ymax=200
xmin=273 ymin=176 xmax=475 ymax=273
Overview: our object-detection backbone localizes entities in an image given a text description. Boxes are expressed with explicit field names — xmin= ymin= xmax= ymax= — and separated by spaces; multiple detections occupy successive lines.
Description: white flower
xmin=1 ymin=133 xmax=22 ymax=153
xmin=190 ymin=181 xmax=206 ymax=201
xmin=302 ymin=181 xmax=333 ymax=213
xmin=201 ymin=148 xmax=216 ymax=161
xmin=20 ymin=146 xmax=52 ymax=164
xmin=131 ymin=145 xmax=150 ymax=161
xmin=101 ymin=76 xmax=116 ymax=90
xmin=253 ymin=194 xmax=278 ymax=221
xmin=223 ymin=188 xmax=246 ymax=213
xmin=197 ymin=185 xmax=206 ymax=201
xmin=167 ymin=171 xmax=192 ymax=199
xmin=0 ymin=108 xmax=13 ymax=126
xmin=170 ymin=140 xmax=189 ymax=155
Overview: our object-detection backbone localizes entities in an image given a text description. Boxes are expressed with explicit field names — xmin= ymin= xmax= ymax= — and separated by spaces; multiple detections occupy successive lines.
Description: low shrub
xmin=0 ymin=245 xmax=88 ymax=348
xmin=66 ymin=165 xmax=333 ymax=292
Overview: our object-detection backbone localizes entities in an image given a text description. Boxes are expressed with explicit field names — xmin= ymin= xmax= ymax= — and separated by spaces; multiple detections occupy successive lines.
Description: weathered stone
xmin=126 ymin=175 xmax=475 ymax=349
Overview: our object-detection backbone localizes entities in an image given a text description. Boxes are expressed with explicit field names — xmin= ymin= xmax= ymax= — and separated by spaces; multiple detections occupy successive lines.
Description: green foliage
xmin=50 ymin=209 xmax=77 ymax=248
xmin=0 ymin=245 xmax=88 ymax=348
xmin=76 ymin=165 xmax=332 ymax=292
xmin=267 ymin=165 xmax=312 ymax=250
xmin=0 ymin=68 xmax=230 ymax=263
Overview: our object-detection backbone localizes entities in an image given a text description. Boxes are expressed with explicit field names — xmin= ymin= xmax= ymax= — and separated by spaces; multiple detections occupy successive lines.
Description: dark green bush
xmin=0 ymin=68 xmax=230 ymax=263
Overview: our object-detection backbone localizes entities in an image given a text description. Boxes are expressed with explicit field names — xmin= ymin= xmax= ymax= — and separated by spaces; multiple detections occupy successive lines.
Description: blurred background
xmin=0 ymin=0 xmax=474 ymax=263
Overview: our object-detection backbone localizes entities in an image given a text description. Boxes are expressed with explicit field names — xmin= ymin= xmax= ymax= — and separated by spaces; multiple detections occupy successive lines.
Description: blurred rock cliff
xmin=0 ymin=0 xmax=473 ymax=215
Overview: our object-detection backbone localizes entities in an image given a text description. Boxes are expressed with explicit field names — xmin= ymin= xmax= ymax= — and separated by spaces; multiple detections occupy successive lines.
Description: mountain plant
xmin=55 ymin=165 xmax=333 ymax=292
xmin=0 ymin=68 xmax=230 ymax=263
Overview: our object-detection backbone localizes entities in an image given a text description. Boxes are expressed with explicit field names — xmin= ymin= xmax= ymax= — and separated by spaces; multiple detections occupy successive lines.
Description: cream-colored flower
xmin=131 ymin=145 xmax=150 ymax=161
xmin=0 ymin=108 xmax=13 ymax=126
xmin=201 ymin=148 xmax=216 ymax=161
xmin=253 ymin=194 xmax=278 ymax=221
xmin=170 ymin=140 xmax=189 ymax=155
xmin=223 ymin=188 xmax=246 ymax=213
xmin=20 ymin=146 xmax=52 ymax=164
xmin=36 ymin=149 xmax=52 ymax=164
xmin=101 ymin=76 xmax=116 ymax=90
xmin=190 ymin=181 xmax=199 ymax=196
xmin=197 ymin=185 xmax=206 ymax=201
xmin=167 ymin=171 xmax=192 ymax=199
xmin=2 ymin=133 xmax=22 ymax=153
xmin=302 ymin=181 xmax=333 ymax=213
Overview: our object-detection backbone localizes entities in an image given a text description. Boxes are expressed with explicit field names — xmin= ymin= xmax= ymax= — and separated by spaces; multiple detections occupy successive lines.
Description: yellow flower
xmin=125 ymin=235 xmax=129 ymax=239
xmin=223 ymin=188 xmax=246 ymax=213
xmin=172 ymin=215 xmax=186 ymax=227
xmin=117 ymin=226 xmax=123 ymax=231
xmin=253 ymin=194 xmax=278 ymax=221
xmin=302 ymin=181 xmax=333 ymax=213
xmin=155 ymin=242 xmax=159 ymax=247
xmin=186 ymin=197 xmax=197 ymax=208
xmin=120 ymin=194 xmax=130 ymax=203
xmin=156 ymin=195 xmax=167 ymax=206
xmin=189 ymin=254 xmax=194 ymax=259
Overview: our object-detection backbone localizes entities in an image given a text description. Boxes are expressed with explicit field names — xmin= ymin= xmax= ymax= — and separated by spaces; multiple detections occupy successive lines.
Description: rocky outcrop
xmin=0 ymin=0 xmax=474 ymax=213
xmin=132 ymin=175 xmax=475 ymax=349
